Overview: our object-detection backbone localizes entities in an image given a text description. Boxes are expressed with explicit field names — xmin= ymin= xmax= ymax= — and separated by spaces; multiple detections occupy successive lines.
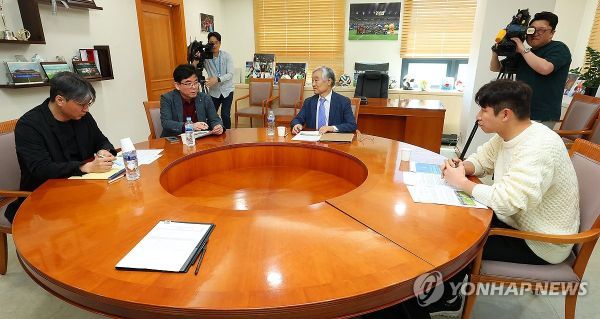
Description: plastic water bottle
xmin=267 ymin=110 xmax=275 ymax=136
xmin=120 ymin=138 xmax=140 ymax=181
xmin=185 ymin=117 xmax=195 ymax=146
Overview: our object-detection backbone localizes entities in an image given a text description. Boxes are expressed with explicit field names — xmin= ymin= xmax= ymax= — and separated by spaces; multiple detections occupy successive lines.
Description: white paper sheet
xmin=406 ymin=185 xmax=487 ymax=209
xmin=292 ymin=131 xmax=321 ymax=142
xmin=116 ymin=221 xmax=212 ymax=272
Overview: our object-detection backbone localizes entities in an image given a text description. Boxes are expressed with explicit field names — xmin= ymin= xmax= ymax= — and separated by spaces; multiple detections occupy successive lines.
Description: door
xmin=136 ymin=0 xmax=187 ymax=101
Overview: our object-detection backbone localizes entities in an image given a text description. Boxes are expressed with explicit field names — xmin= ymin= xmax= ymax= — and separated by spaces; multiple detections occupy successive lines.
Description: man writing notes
xmin=444 ymin=79 xmax=579 ymax=265
xmin=160 ymin=64 xmax=224 ymax=137
xmin=490 ymin=11 xmax=571 ymax=129
xmin=6 ymin=72 xmax=116 ymax=223
xmin=291 ymin=66 xmax=357 ymax=134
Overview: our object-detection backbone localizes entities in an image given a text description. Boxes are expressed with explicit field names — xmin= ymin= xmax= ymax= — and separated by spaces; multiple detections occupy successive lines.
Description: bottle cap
xmin=186 ymin=117 xmax=192 ymax=121
xmin=120 ymin=137 xmax=136 ymax=152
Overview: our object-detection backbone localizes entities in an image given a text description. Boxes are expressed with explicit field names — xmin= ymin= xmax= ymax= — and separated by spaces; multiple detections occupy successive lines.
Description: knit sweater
xmin=467 ymin=122 xmax=579 ymax=264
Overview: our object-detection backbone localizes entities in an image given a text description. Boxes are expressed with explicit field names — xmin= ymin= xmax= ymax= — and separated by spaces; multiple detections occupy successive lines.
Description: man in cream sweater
xmin=443 ymin=79 xmax=579 ymax=265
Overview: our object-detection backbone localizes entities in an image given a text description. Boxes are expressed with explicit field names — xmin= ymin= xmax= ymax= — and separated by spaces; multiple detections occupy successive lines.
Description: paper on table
xmin=409 ymin=162 xmax=442 ymax=175
xmin=116 ymin=221 xmax=213 ymax=272
xmin=115 ymin=149 xmax=163 ymax=166
xmin=292 ymin=132 xmax=321 ymax=142
xmin=68 ymin=167 xmax=123 ymax=180
xmin=402 ymin=172 xmax=446 ymax=186
xmin=406 ymin=185 xmax=487 ymax=209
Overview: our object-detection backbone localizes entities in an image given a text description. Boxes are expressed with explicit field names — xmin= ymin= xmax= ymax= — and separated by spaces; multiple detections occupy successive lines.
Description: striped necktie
xmin=317 ymin=97 xmax=327 ymax=129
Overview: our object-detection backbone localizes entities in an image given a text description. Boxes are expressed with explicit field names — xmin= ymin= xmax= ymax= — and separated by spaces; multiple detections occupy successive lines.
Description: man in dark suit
xmin=160 ymin=64 xmax=224 ymax=137
xmin=291 ymin=66 xmax=357 ymax=134
xmin=7 ymin=72 xmax=116 ymax=223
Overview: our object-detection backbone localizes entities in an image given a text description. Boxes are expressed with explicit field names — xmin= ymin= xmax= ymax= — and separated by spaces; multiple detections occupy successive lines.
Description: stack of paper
xmin=403 ymin=170 xmax=486 ymax=209
xmin=291 ymin=131 xmax=354 ymax=142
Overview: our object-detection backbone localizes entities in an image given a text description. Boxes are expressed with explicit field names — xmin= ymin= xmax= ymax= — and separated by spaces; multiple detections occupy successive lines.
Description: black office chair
xmin=354 ymin=71 xmax=389 ymax=99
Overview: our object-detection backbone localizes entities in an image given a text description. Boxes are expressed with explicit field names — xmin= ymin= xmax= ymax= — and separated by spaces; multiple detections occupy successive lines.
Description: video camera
xmin=493 ymin=9 xmax=535 ymax=57
xmin=187 ymin=40 xmax=214 ymax=64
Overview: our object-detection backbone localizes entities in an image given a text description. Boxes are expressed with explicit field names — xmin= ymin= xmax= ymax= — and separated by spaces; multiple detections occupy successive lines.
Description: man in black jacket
xmin=5 ymin=72 xmax=116 ymax=223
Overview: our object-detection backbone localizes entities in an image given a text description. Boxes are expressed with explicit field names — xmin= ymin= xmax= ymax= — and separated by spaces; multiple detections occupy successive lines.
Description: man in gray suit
xmin=160 ymin=64 xmax=224 ymax=137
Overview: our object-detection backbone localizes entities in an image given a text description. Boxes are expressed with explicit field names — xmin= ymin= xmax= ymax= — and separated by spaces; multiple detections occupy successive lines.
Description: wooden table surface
xmin=12 ymin=128 xmax=492 ymax=319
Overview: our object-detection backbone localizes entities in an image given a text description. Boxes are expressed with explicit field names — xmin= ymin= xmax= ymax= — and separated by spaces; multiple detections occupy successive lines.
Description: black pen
xmin=194 ymin=243 xmax=208 ymax=275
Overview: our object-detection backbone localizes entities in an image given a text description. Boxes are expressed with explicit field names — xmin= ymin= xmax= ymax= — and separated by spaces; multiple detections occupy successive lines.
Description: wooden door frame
xmin=135 ymin=0 xmax=188 ymax=101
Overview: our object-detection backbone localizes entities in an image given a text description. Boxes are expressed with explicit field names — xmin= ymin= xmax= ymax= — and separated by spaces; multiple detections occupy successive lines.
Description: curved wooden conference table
xmin=12 ymin=128 xmax=492 ymax=319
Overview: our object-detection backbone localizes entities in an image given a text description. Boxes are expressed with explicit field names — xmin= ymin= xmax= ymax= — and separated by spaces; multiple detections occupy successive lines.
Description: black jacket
xmin=5 ymin=99 xmax=114 ymax=222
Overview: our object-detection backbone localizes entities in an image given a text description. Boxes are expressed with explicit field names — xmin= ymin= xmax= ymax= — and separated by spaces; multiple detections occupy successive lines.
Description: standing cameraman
xmin=204 ymin=31 xmax=234 ymax=129
xmin=490 ymin=11 xmax=571 ymax=129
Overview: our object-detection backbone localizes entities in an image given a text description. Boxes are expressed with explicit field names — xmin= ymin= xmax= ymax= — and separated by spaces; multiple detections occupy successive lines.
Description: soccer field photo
xmin=348 ymin=2 xmax=401 ymax=41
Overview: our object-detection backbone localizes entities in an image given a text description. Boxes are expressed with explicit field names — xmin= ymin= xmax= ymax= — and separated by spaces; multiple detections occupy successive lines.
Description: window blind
xmin=253 ymin=0 xmax=345 ymax=77
xmin=401 ymin=0 xmax=477 ymax=58
xmin=588 ymin=2 xmax=600 ymax=51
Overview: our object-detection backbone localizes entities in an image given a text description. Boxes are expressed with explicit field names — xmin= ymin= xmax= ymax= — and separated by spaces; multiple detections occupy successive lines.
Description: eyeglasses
xmin=179 ymin=81 xmax=200 ymax=88
xmin=74 ymin=100 xmax=94 ymax=109
xmin=208 ymin=41 xmax=219 ymax=45
xmin=530 ymin=28 xmax=552 ymax=35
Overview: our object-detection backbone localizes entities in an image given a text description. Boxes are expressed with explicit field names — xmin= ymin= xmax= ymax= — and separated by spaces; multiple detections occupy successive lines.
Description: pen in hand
xmin=194 ymin=243 xmax=208 ymax=275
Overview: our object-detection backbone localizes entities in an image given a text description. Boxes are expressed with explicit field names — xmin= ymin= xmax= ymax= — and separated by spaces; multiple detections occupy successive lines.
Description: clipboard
xmin=116 ymin=220 xmax=215 ymax=273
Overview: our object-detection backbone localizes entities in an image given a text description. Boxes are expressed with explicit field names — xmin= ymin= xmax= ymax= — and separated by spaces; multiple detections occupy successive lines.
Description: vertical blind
xmin=253 ymin=0 xmax=345 ymax=77
xmin=401 ymin=0 xmax=477 ymax=58
xmin=588 ymin=2 xmax=600 ymax=52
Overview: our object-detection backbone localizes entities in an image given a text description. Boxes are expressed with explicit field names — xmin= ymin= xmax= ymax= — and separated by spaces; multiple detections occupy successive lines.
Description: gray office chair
xmin=354 ymin=71 xmax=389 ymax=98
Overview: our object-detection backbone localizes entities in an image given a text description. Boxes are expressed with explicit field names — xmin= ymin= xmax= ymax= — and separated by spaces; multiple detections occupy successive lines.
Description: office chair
xmin=555 ymin=94 xmax=600 ymax=143
xmin=235 ymin=78 xmax=274 ymax=128
xmin=354 ymin=71 xmax=389 ymax=99
xmin=462 ymin=138 xmax=600 ymax=319
xmin=143 ymin=101 xmax=163 ymax=140
xmin=0 ymin=119 xmax=30 ymax=275
xmin=265 ymin=79 xmax=305 ymax=127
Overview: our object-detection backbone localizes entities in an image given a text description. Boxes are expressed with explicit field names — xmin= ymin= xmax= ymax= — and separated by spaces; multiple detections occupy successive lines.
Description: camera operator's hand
xmin=510 ymin=37 xmax=526 ymax=54
xmin=206 ymin=77 xmax=219 ymax=87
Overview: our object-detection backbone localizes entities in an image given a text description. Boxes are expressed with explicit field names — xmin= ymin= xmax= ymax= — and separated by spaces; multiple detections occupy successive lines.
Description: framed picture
xmin=253 ymin=54 xmax=275 ymax=79
xmin=5 ymin=61 xmax=45 ymax=85
xmin=274 ymin=62 xmax=306 ymax=85
xmin=40 ymin=62 xmax=71 ymax=80
xmin=564 ymin=73 xmax=579 ymax=95
xmin=200 ymin=13 xmax=214 ymax=32
xmin=72 ymin=61 xmax=102 ymax=79
xmin=349 ymin=2 xmax=401 ymax=40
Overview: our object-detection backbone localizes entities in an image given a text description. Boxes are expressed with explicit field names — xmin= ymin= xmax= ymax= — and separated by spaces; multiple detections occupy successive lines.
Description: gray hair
xmin=313 ymin=66 xmax=336 ymax=87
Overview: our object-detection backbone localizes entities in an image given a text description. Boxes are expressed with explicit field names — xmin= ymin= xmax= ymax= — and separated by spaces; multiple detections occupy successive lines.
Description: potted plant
xmin=571 ymin=46 xmax=600 ymax=96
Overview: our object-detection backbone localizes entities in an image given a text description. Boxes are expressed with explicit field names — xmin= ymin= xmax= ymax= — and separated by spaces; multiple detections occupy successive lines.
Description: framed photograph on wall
xmin=40 ymin=62 xmax=71 ymax=80
xmin=72 ymin=61 xmax=102 ymax=79
xmin=200 ymin=13 xmax=214 ymax=32
xmin=5 ymin=61 xmax=45 ymax=85
xmin=349 ymin=2 xmax=401 ymax=40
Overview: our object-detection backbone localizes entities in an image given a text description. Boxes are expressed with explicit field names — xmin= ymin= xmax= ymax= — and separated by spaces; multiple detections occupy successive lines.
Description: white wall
xmin=0 ymin=0 xmax=148 ymax=145
xmin=183 ymin=0 xmax=222 ymax=44
xmin=221 ymin=0 xmax=255 ymax=83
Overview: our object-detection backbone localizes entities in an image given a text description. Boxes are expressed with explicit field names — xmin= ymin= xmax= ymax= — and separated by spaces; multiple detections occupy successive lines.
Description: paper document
xmin=292 ymin=131 xmax=321 ymax=142
xmin=116 ymin=220 xmax=214 ymax=272
xmin=69 ymin=167 xmax=123 ymax=180
xmin=409 ymin=162 xmax=442 ymax=175
xmin=403 ymin=171 xmax=486 ymax=208
xmin=407 ymin=185 xmax=487 ymax=209
xmin=115 ymin=149 xmax=163 ymax=166
xmin=292 ymin=131 xmax=354 ymax=142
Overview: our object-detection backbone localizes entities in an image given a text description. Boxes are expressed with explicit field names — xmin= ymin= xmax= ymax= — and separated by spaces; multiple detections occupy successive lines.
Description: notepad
xmin=69 ymin=167 xmax=124 ymax=180
xmin=116 ymin=220 xmax=214 ymax=272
